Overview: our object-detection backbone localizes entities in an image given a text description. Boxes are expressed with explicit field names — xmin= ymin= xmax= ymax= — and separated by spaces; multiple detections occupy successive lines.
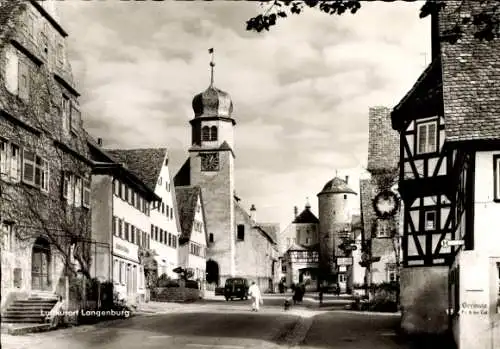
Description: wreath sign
xmin=372 ymin=190 xmax=400 ymax=219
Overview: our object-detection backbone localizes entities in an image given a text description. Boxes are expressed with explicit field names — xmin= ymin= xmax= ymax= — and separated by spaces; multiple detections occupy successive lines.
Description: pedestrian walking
xmin=248 ymin=281 xmax=263 ymax=312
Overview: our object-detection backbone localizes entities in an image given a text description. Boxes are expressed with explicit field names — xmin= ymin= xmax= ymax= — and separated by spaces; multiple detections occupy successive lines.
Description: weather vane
xmin=209 ymin=48 xmax=215 ymax=86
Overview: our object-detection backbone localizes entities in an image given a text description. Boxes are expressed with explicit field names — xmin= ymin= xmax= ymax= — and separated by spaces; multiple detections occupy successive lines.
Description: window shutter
xmin=497 ymin=158 xmax=500 ymax=200
xmin=5 ymin=48 xmax=19 ymax=94
xmin=18 ymin=59 xmax=29 ymax=101
xmin=427 ymin=122 xmax=437 ymax=152
xmin=0 ymin=139 xmax=7 ymax=179
xmin=62 ymin=96 xmax=70 ymax=133
xmin=74 ymin=177 xmax=82 ymax=206
xmin=10 ymin=144 xmax=20 ymax=182
xmin=41 ymin=158 xmax=49 ymax=192
xmin=22 ymin=149 xmax=35 ymax=185
xmin=83 ymin=178 xmax=91 ymax=208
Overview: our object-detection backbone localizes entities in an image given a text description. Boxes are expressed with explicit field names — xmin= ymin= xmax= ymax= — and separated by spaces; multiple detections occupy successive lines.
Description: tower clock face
xmin=201 ymin=153 xmax=220 ymax=172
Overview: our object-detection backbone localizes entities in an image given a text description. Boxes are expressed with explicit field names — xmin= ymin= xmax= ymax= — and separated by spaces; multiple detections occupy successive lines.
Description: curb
xmin=1 ymin=323 xmax=53 ymax=336
xmin=332 ymin=309 xmax=402 ymax=316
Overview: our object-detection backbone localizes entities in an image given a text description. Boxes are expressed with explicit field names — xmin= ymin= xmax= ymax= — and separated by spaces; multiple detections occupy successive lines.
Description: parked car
xmin=224 ymin=277 xmax=249 ymax=301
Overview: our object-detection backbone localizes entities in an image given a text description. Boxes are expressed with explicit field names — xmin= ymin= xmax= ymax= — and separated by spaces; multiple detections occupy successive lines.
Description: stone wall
xmin=367 ymin=106 xmax=399 ymax=172
xmin=152 ymin=287 xmax=200 ymax=302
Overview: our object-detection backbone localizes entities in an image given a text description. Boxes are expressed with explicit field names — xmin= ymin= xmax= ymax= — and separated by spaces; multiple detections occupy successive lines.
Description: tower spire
xmin=209 ymin=48 xmax=215 ymax=86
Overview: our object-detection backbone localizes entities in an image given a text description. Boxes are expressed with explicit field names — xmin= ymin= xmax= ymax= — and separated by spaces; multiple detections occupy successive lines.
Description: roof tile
xmin=105 ymin=148 xmax=167 ymax=191
xmin=440 ymin=0 xmax=500 ymax=142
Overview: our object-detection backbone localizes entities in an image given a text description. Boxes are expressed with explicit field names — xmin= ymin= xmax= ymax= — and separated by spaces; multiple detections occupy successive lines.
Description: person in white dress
xmin=248 ymin=281 xmax=262 ymax=312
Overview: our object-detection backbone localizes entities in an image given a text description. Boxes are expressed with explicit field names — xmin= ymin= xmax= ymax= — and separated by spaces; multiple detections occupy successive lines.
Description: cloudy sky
xmin=56 ymin=0 xmax=430 ymax=231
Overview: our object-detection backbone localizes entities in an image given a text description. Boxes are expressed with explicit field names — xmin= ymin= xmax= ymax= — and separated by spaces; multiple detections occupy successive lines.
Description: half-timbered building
xmin=391 ymin=1 xmax=500 ymax=347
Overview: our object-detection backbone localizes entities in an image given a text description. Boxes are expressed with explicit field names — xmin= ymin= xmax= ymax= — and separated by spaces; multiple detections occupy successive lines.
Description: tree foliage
xmin=246 ymin=0 xmax=500 ymax=42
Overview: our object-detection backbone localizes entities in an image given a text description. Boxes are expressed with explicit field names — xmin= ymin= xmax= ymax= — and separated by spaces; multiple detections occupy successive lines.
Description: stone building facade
xmin=1 ymin=1 xmax=92 ymax=307
xmin=360 ymin=106 xmax=402 ymax=287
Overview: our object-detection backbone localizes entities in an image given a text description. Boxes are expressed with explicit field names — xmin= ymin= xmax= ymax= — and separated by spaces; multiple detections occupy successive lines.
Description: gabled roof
xmin=175 ymin=186 xmax=207 ymax=244
xmin=234 ymin=202 xmax=278 ymax=245
xmin=174 ymin=158 xmax=191 ymax=187
xmin=391 ymin=58 xmax=443 ymax=131
xmin=256 ymin=223 xmax=279 ymax=244
xmin=438 ymin=1 xmax=500 ymax=143
xmin=85 ymin=135 xmax=159 ymax=201
xmin=105 ymin=148 xmax=167 ymax=192
xmin=293 ymin=207 xmax=319 ymax=224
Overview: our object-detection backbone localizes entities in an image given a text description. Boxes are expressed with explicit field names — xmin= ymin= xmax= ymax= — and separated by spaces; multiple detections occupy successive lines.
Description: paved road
xmin=1 ymin=298 xmax=416 ymax=349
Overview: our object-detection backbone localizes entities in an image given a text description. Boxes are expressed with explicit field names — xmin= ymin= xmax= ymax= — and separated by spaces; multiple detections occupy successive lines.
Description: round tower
xmin=317 ymin=176 xmax=357 ymax=284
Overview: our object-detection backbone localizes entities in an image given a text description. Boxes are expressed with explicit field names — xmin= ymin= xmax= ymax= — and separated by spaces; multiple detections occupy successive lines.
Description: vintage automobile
xmin=224 ymin=277 xmax=249 ymax=301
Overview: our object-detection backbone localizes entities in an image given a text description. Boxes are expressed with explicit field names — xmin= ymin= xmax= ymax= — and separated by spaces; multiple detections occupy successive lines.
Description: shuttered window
xmin=22 ymin=149 xmax=36 ymax=185
xmin=18 ymin=59 xmax=29 ymax=101
xmin=5 ymin=48 xmax=19 ymax=94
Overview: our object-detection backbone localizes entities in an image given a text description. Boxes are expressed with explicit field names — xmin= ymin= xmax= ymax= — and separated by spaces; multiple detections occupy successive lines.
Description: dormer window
xmin=416 ymin=120 xmax=437 ymax=155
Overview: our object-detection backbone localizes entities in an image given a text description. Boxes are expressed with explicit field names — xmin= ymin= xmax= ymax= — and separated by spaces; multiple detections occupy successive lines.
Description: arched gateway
xmin=31 ymin=237 xmax=51 ymax=291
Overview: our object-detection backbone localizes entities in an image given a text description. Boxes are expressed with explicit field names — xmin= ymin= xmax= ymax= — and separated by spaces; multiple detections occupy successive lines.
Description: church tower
xmin=189 ymin=49 xmax=236 ymax=282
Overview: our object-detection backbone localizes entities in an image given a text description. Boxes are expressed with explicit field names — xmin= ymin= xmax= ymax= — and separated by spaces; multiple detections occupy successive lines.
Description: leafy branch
xmin=246 ymin=0 xmax=500 ymax=42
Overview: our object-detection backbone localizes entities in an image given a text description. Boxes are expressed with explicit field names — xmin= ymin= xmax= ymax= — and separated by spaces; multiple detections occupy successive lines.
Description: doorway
xmin=31 ymin=237 xmax=51 ymax=291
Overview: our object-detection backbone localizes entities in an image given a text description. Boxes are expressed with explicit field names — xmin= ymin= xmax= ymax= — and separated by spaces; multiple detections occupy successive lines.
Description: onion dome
xmin=317 ymin=177 xmax=357 ymax=196
xmin=192 ymin=85 xmax=233 ymax=118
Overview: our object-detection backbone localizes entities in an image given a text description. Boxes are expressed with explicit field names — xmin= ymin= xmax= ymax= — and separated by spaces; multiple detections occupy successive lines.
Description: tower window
xmin=237 ymin=225 xmax=245 ymax=241
xmin=209 ymin=233 xmax=214 ymax=243
xmin=210 ymin=126 xmax=218 ymax=141
xmin=344 ymin=195 xmax=347 ymax=200
xmin=202 ymin=125 xmax=218 ymax=141
xmin=202 ymin=126 xmax=210 ymax=141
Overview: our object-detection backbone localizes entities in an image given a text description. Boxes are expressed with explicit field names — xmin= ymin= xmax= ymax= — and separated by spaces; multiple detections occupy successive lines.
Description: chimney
xmin=250 ymin=204 xmax=256 ymax=223
xmin=97 ymin=138 xmax=103 ymax=146
xmin=294 ymin=206 xmax=298 ymax=218
xmin=345 ymin=175 xmax=349 ymax=184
